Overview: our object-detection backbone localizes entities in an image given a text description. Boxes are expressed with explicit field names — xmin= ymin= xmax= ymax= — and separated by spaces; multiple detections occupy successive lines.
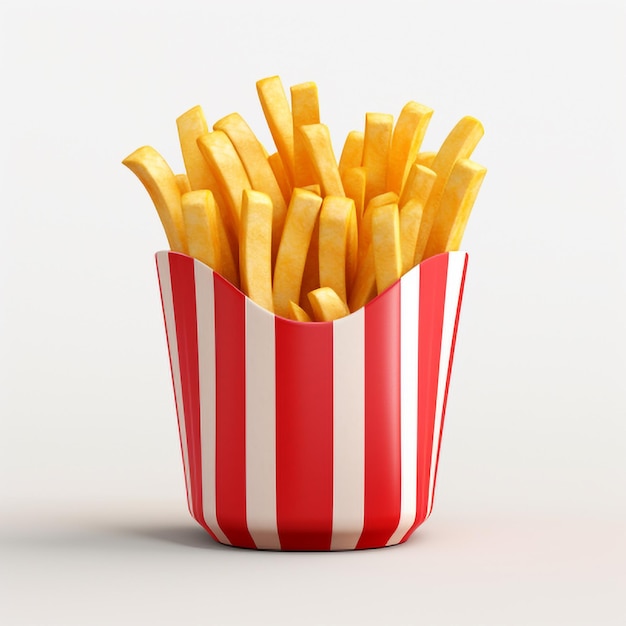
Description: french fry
xmin=308 ymin=287 xmax=350 ymax=322
xmin=424 ymin=158 xmax=487 ymax=257
xmin=387 ymin=101 xmax=433 ymax=195
xmin=256 ymin=76 xmax=295 ymax=184
xmin=197 ymin=130 xmax=251 ymax=238
xmin=338 ymin=130 xmax=364 ymax=179
xmin=342 ymin=166 xmax=367 ymax=226
xmin=215 ymin=112 xmax=269 ymax=158
xmin=299 ymin=217 xmax=320 ymax=318
xmin=318 ymin=196 xmax=355 ymax=304
xmin=122 ymin=145 xmax=187 ymax=253
xmin=371 ymin=202 xmax=402 ymax=294
xmin=348 ymin=242 xmax=376 ymax=312
xmin=347 ymin=209 xmax=358 ymax=291
xmin=399 ymin=199 xmax=424 ymax=275
xmin=214 ymin=206 xmax=239 ymax=288
xmin=339 ymin=153 xmax=362 ymax=294
xmin=298 ymin=123 xmax=344 ymax=197
xmin=214 ymin=112 xmax=288 ymax=261
xmin=176 ymin=106 xmax=236 ymax=261
xmin=414 ymin=151 xmax=436 ymax=168
xmin=287 ymin=300 xmax=312 ymax=322
xmin=175 ymin=173 xmax=191 ymax=194
xmin=358 ymin=191 xmax=399 ymax=269
xmin=272 ymin=188 xmax=323 ymax=318
xmin=302 ymin=183 xmax=321 ymax=195
xmin=413 ymin=116 xmax=484 ymax=263
xmin=362 ymin=112 xmax=394 ymax=204
xmin=268 ymin=152 xmax=291 ymax=203
xmin=182 ymin=190 xmax=221 ymax=273
xmin=291 ymin=82 xmax=320 ymax=187
xmin=398 ymin=167 xmax=436 ymax=274
xmin=399 ymin=163 xmax=436 ymax=207
xmin=240 ymin=190 xmax=274 ymax=312
xmin=176 ymin=105 xmax=213 ymax=191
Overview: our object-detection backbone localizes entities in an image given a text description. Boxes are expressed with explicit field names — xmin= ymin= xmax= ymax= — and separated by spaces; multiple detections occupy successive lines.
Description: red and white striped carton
xmin=156 ymin=250 xmax=468 ymax=551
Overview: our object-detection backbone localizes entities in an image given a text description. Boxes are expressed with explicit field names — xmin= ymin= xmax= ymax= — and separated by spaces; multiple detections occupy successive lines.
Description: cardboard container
xmin=156 ymin=250 xmax=468 ymax=550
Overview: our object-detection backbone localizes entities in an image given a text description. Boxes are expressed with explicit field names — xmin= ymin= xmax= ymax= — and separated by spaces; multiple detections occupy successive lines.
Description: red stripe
xmin=431 ymin=254 xmax=468 ymax=500
xmin=213 ymin=273 xmax=255 ymax=548
xmin=168 ymin=253 xmax=209 ymax=533
xmin=356 ymin=281 xmax=402 ymax=549
xmin=414 ymin=253 xmax=449 ymax=528
xmin=156 ymin=255 xmax=193 ymax=519
xmin=275 ymin=318 xmax=334 ymax=550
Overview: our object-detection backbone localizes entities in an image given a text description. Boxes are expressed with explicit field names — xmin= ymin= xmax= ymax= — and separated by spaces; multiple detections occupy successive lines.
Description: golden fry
xmin=287 ymin=300 xmax=312 ymax=322
xmin=399 ymin=163 xmax=436 ymax=207
xmin=291 ymin=82 xmax=320 ymax=187
xmin=358 ymin=191 xmax=399 ymax=269
xmin=348 ymin=242 xmax=376 ymax=312
xmin=197 ymin=130 xmax=251 ymax=238
xmin=299 ymin=217 xmax=320 ymax=318
xmin=399 ymin=199 xmax=424 ymax=275
xmin=413 ymin=116 xmax=484 ymax=263
xmin=387 ymin=101 xmax=433 ymax=195
xmin=122 ymin=145 xmax=187 ymax=253
xmin=182 ymin=190 xmax=221 ymax=272
xmin=272 ymin=188 xmax=323 ymax=318
xmin=256 ymin=76 xmax=295 ymax=184
xmin=362 ymin=112 xmax=393 ymax=204
xmin=424 ymin=158 xmax=487 ymax=258
xmin=308 ymin=287 xmax=350 ymax=322
xmin=414 ymin=151 xmax=436 ymax=168
xmin=268 ymin=152 xmax=291 ymax=203
xmin=347 ymin=208 xmax=358 ymax=292
xmin=214 ymin=205 xmax=239 ymax=288
xmin=342 ymin=166 xmax=366 ymax=228
xmin=398 ymin=165 xmax=437 ymax=272
xmin=176 ymin=106 xmax=213 ymax=191
xmin=214 ymin=112 xmax=288 ymax=261
xmin=240 ymin=190 xmax=274 ymax=312
xmin=318 ymin=195 xmax=355 ymax=304
xmin=175 ymin=173 xmax=191 ymax=195
xmin=301 ymin=183 xmax=321 ymax=195
xmin=338 ymin=130 xmax=364 ymax=179
xmin=371 ymin=203 xmax=401 ymax=294
xmin=176 ymin=108 xmax=233 ymax=252
xmin=298 ymin=123 xmax=344 ymax=197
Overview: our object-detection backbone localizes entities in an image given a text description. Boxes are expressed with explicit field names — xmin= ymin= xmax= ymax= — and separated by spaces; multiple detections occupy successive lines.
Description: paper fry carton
xmin=156 ymin=250 xmax=468 ymax=550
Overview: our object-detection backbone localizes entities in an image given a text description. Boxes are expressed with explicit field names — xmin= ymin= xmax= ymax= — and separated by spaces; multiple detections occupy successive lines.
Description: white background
xmin=1 ymin=1 xmax=625 ymax=624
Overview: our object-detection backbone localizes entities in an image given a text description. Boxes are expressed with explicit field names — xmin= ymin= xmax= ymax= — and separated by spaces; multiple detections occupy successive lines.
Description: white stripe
xmin=245 ymin=299 xmax=280 ymax=549
xmin=386 ymin=265 xmax=420 ymax=546
xmin=427 ymin=252 xmax=467 ymax=516
xmin=194 ymin=261 xmax=230 ymax=545
xmin=156 ymin=252 xmax=192 ymax=513
xmin=331 ymin=308 xmax=365 ymax=551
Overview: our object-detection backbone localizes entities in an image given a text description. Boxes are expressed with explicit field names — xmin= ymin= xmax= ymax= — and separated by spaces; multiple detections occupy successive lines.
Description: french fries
xmin=123 ymin=76 xmax=487 ymax=322
xmin=214 ymin=112 xmax=287 ymax=261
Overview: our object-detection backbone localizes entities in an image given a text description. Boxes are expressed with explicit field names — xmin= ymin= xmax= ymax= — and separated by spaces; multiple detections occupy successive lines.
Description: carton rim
xmin=155 ymin=250 xmax=468 ymax=324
